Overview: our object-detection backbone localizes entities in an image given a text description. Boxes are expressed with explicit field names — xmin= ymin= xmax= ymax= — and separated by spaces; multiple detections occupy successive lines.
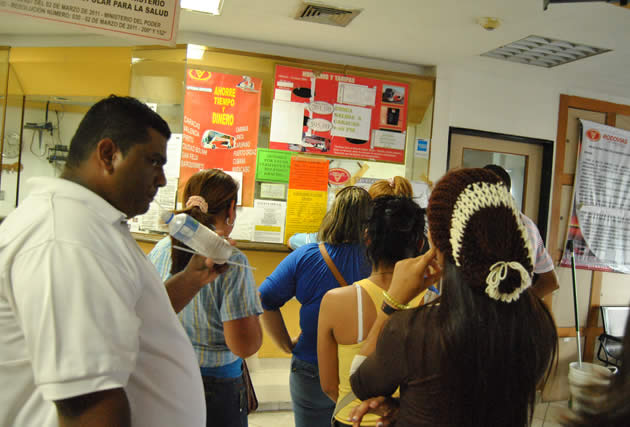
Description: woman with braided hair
xmin=349 ymin=168 xmax=558 ymax=427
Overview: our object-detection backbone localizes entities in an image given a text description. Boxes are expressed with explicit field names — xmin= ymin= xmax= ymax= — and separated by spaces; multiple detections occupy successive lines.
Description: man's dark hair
xmin=66 ymin=95 xmax=171 ymax=167
xmin=483 ymin=164 xmax=511 ymax=190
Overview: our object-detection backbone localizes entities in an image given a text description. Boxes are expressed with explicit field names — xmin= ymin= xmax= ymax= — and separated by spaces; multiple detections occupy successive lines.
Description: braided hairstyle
xmin=427 ymin=168 xmax=533 ymax=301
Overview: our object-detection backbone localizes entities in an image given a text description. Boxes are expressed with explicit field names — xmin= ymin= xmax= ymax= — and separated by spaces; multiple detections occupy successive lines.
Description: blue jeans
xmin=202 ymin=374 xmax=248 ymax=427
xmin=290 ymin=356 xmax=335 ymax=427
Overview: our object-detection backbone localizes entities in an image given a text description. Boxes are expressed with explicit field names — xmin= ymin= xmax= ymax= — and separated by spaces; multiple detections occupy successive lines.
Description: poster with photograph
xmin=181 ymin=69 xmax=262 ymax=206
xmin=560 ymin=120 xmax=630 ymax=273
xmin=269 ymin=65 xmax=409 ymax=163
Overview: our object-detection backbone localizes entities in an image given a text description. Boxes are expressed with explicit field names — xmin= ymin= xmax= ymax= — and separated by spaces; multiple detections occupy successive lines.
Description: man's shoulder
xmin=0 ymin=195 xmax=56 ymax=250
xmin=519 ymin=212 xmax=536 ymax=228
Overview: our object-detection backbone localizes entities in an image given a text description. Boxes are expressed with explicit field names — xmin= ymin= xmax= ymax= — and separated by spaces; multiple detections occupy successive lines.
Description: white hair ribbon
xmin=485 ymin=261 xmax=532 ymax=303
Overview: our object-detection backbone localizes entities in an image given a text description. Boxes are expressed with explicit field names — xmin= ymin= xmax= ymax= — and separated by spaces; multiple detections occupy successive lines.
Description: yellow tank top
xmin=334 ymin=279 xmax=425 ymax=425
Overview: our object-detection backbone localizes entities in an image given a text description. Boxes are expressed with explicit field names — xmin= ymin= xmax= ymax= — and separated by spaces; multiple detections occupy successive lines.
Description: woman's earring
xmin=225 ymin=217 xmax=234 ymax=226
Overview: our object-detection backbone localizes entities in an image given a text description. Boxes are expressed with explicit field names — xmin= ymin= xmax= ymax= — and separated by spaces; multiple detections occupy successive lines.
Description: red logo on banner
xmin=586 ymin=129 xmax=601 ymax=141
xmin=328 ymin=168 xmax=351 ymax=185
xmin=188 ymin=70 xmax=212 ymax=81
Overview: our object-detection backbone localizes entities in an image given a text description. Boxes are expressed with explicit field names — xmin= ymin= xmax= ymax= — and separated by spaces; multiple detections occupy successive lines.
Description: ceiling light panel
xmin=181 ymin=0 xmax=223 ymax=15
xmin=481 ymin=35 xmax=610 ymax=68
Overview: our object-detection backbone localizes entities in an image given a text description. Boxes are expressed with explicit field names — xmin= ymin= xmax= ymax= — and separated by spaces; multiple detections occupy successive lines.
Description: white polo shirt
xmin=0 ymin=177 xmax=205 ymax=427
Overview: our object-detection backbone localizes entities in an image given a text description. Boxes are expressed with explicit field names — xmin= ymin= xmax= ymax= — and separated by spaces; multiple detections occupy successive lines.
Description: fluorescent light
xmin=181 ymin=0 xmax=224 ymax=15
xmin=186 ymin=44 xmax=206 ymax=60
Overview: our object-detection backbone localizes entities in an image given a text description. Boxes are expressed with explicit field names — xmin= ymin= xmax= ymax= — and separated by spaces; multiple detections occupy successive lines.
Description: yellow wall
xmin=8 ymin=47 xmax=132 ymax=97
xmin=136 ymin=238 xmax=297 ymax=358
xmin=242 ymin=249 xmax=299 ymax=359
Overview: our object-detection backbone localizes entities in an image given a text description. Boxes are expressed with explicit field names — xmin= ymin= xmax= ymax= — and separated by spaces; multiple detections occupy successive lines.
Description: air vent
xmin=295 ymin=2 xmax=361 ymax=27
xmin=481 ymin=35 xmax=610 ymax=68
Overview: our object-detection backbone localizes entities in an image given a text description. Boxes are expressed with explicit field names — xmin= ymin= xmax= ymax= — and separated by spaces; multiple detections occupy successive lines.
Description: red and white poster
xmin=269 ymin=65 xmax=409 ymax=163
xmin=181 ymin=69 xmax=262 ymax=206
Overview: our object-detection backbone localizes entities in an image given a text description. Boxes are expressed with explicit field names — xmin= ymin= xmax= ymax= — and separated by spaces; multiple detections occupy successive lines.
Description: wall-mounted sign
xmin=1 ymin=0 xmax=180 ymax=46
xmin=560 ymin=120 xmax=630 ymax=273
xmin=181 ymin=69 xmax=262 ymax=206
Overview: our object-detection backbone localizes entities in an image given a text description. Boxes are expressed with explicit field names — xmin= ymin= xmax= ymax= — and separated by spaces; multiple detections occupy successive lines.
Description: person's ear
xmin=228 ymin=199 xmax=237 ymax=223
xmin=427 ymin=231 xmax=445 ymax=266
xmin=96 ymin=138 xmax=119 ymax=174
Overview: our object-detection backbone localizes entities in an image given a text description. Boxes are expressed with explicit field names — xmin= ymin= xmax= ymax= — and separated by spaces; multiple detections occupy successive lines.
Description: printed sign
xmin=255 ymin=148 xmax=293 ymax=183
xmin=0 ymin=0 xmax=180 ymax=46
xmin=284 ymin=157 xmax=329 ymax=243
xmin=560 ymin=120 xmax=630 ymax=273
xmin=181 ymin=70 xmax=262 ymax=206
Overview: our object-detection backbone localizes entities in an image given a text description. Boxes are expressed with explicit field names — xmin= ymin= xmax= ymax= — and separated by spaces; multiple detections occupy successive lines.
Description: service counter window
xmin=0 ymin=45 xmax=435 ymax=251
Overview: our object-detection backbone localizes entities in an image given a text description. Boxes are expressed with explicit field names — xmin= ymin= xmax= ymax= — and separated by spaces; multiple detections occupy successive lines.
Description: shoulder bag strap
xmin=332 ymin=391 xmax=359 ymax=424
xmin=319 ymin=243 xmax=349 ymax=287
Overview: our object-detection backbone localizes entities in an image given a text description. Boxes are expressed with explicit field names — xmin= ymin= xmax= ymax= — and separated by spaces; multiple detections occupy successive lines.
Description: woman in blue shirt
xmin=259 ymin=186 xmax=372 ymax=427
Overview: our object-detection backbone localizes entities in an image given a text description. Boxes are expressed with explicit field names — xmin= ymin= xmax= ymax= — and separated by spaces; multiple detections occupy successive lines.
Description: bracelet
xmin=381 ymin=301 xmax=399 ymax=315
xmin=382 ymin=291 xmax=410 ymax=310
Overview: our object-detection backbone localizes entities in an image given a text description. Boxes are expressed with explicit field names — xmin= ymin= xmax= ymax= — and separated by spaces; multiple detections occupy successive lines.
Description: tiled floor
xmin=248 ymin=358 xmax=572 ymax=426
xmin=248 ymin=357 xmax=292 ymax=412
xmin=249 ymin=410 xmax=295 ymax=427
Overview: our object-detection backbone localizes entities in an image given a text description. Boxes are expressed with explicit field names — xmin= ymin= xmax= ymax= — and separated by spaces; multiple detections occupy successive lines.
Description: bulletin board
xmin=269 ymin=65 xmax=409 ymax=163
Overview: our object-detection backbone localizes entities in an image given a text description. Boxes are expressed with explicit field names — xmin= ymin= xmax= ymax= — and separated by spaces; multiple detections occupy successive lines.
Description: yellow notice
xmin=284 ymin=189 xmax=328 ymax=244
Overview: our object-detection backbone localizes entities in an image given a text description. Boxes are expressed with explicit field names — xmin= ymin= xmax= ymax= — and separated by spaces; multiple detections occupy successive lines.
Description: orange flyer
xmin=288 ymin=157 xmax=329 ymax=192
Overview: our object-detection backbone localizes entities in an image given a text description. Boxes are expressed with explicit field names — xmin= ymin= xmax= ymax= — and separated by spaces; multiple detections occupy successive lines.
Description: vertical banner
xmin=284 ymin=157 xmax=329 ymax=243
xmin=0 ymin=0 xmax=179 ymax=46
xmin=560 ymin=120 xmax=630 ymax=273
xmin=269 ymin=65 xmax=409 ymax=163
xmin=181 ymin=70 xmax=262 ymax=206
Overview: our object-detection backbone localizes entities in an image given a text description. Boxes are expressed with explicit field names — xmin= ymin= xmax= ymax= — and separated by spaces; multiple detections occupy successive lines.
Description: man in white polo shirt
xmin=0 ymin=96 xmax=224 ymax=427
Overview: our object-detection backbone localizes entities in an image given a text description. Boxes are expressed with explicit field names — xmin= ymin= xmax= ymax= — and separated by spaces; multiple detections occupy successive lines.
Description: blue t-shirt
xmin=258 ymin=242 xmax=370 ymax=364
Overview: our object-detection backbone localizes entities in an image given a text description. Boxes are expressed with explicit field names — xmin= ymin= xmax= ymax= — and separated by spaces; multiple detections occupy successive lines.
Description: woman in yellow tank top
xmin=317 ymin=196 xmax=428 ymax=426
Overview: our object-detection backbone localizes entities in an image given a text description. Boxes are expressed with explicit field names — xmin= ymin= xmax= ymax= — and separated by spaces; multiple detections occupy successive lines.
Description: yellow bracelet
xmin=382 ymin=291 xmax=410 ymax=310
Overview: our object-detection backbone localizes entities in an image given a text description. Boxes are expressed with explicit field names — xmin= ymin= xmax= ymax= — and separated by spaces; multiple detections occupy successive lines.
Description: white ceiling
xmin=1 ymin=0 xmax=629 ymax=81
